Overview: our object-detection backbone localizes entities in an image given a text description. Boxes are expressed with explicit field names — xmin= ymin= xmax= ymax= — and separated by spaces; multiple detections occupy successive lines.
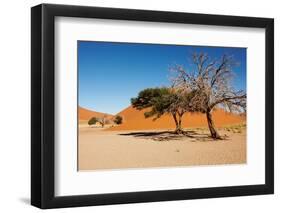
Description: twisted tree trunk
xmin=206 ymin=109 xmax=221 ymax=139
xmin=172 ymin=113 xmax=184 ymax=134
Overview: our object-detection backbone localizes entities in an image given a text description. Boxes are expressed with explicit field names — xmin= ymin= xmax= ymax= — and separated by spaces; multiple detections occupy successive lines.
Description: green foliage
xmin=88 ymin=117 xmax=98 ymax=126
xmin=131 ymin=87 xmax=197 ymax=121
xmin=131 ymin=87 xmax=174 ymax=119
xmin=131 ymin=86 xmax=198 ymax=134
xmin=131 ymin=87 xmax=171 ymax=110
xmin=114 ymin=115 xmax=123 ymax=124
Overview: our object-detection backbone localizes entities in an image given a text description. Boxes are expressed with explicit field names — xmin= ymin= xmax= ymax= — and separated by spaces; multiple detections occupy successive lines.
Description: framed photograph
xmin=31 ymin=4 xmax=274 ymax=209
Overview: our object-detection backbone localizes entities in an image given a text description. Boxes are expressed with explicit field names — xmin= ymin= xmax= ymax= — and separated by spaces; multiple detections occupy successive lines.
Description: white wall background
xmin=0 ymin=0 xmax=279 ymax=212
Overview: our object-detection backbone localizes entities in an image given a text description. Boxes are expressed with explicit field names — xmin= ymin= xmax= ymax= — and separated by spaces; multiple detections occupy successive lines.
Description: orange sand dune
xmin=108 ymin=106 xmax=245 ymax=131
xmin=79 ymin=106 xmax=113 ymax=121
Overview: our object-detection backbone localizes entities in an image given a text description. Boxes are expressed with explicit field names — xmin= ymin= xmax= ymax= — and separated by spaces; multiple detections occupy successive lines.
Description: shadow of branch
xmin=119 ymin=130 xmax=215 ymax=142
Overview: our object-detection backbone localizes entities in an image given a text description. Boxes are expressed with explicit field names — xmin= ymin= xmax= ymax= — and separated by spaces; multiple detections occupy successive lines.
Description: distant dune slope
xmin=107 ymin=106 xmax=245 ymax=131
xmin=79 ymin=106 xmax=114 ymax=122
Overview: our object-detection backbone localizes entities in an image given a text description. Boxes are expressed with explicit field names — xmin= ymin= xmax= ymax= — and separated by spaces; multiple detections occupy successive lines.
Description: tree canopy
xmin=88 ymin=117 xmax=98 ymax=126
xmin=170 ymin=53 xmax=246 ymax=138
xmin=114 ymin=115 xmax=123 ymax=125
xmin=131 ymin=87 xmax=195 ymax=134
xmin=131 ymin=52 xmax=246 ymax=139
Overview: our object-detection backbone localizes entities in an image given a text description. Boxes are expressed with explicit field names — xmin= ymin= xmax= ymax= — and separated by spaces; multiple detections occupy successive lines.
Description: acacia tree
xmin=98 ymin=116 xmax=110 ymax=128
xmin=114 ymin=115 xmax=123 ymax=125
xmin=88 ymin=117 xmax=98 ymax=126
xmin=171 ymin=53 xmax=246 ymax=139
xmin=131 ymin=87 xmax=195 ymax=134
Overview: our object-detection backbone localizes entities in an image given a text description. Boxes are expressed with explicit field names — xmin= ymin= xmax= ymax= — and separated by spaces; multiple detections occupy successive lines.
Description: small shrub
xmin=88 ymin=117 xmax=98 ymax=126
xmin=114 ymin=115 xmax=123 ymax=125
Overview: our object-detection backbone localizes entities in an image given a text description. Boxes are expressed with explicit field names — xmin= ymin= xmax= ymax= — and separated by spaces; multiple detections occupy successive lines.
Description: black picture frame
xmin=31 ymin=3 xmax=274 ymax=209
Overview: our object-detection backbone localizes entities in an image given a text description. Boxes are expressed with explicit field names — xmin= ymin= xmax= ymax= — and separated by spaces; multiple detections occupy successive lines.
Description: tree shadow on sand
xmin=119 ymin=130 xmax=226 ymax=142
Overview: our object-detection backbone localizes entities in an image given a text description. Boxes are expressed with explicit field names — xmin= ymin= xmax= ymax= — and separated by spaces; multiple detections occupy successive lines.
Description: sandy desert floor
xmin=78 ymin=125 xmax=246 ymax=171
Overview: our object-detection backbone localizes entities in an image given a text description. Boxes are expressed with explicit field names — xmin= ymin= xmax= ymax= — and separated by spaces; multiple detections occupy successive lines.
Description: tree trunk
xmin=172 ymin=113 xmax=184 ymax=134
xmin=206 ymin=110 xmax=221 ymax=139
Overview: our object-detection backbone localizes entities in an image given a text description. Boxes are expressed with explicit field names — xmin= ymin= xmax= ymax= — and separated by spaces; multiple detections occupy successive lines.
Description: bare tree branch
xmin=170 ymin=52 xmax=246 ymax=139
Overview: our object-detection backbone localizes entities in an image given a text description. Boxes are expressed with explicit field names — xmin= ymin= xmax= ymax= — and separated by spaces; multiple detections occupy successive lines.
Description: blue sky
xmin=78 ymin=41 xmax=246 ymax=114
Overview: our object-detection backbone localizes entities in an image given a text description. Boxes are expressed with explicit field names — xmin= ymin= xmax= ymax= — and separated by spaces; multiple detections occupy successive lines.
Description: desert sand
xmin=78 ymin=106 xmax=246 ymax=170
xmin=78 ymin=126 xmax=246 ymax=170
